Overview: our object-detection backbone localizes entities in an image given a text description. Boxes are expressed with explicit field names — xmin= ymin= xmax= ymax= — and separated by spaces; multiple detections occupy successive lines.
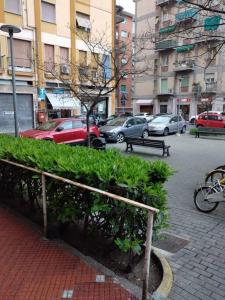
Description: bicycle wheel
xmin=205 ymin=170 xmax=225 ymax=185
xmin=194 ymin=186 xmax=219 ymax=213
xmin=215 ymin=165 xmax=225 ymax=171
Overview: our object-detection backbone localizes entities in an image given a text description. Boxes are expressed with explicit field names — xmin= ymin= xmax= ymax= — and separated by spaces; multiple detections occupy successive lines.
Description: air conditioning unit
xmin=60 ymin=64 xmax=70 ymax=75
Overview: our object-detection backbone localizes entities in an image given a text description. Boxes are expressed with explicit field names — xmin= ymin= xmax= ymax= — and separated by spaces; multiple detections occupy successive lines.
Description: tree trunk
xmin=86 ymin=111 xmax=91 ymax=147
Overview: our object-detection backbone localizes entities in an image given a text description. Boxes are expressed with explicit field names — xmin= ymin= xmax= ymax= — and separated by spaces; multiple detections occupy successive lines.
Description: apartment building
xmin=134 ymin=0 xmax=225 ymax=120
xmin=115 ymin=7 xmax=134 ymax=114
xmin=0 ymin=0 xmax=115 ymax=133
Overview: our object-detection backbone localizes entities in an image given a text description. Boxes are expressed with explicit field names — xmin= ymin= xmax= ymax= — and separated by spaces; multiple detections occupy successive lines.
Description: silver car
xmin=148 ymin=115 xmax=186 ymax=136
xmin=100 ymin=117 xmax=149 ymax=143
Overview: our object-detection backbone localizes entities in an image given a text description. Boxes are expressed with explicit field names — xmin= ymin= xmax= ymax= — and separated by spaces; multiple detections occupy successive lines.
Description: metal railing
xmin=0 ymin=158 xmax=159 ymax=300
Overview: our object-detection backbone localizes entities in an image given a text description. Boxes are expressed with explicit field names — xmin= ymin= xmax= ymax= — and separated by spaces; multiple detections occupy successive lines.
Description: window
xmin=8 ymin=39 xmax=32 ymax=69
xmin=44 ymin=44 xmax=54 ymax=72
xmin=160 ymin=105 xmax=167 ymax=113
xmin=126 ymin=118 xmax=136 ymax=126
xmin=162 ymin=12 xmax=169 ymax=22
xmin=79 ymin=50 xmax=87 ymax=66
xmin=122 ymin=17 xmax=127 ymax=24
xmin=161 ymin=78 xmax=168 ymax=93
xmin=91 ymin=52 xmax=99 ymax=68
xmin=60 ymin=121 xmax=73 ymax=130
xmin=136 ymin=118 xmax=146 ymax=125
xmin=120 ymin=85 xmax=127 ymax=93
xmin=41 ymin=1 xmax=56 ymax=23
xmin=4 ymin=0 xmax=21 ymax=14
xmin=121 ymin=31 xmax=128 ymax=38
xmin=76 ymin=12 xmax=91 ymax=31
xmin=116 ymin=31 xmax=119 ymax=39
xmin=180 ymin=76 xmax=189 ymax=87
xmin=205 ymin=73 xmax=215 ymax=83
xmin=60 ymin=47 xmax=69 ymax=64
xmin=161 ymin=54 xmax=168 ymax=66
xmin=72 ymin=120 xmax=84 ymax=128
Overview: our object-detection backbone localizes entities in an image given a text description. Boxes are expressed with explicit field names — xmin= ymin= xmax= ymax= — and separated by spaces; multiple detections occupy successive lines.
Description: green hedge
xmin=0 ymin=134 xmax=172 ymax=256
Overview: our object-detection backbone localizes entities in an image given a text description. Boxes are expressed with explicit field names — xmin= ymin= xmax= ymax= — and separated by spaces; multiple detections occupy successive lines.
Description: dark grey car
xmin=100 ymin=117 xmax=149 ymax=143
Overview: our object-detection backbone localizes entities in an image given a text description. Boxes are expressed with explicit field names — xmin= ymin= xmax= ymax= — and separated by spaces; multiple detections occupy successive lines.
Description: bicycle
xmin=194 ymin=177 xmax=225 ymax=213
xmin=205 ymin=168 xmax=225 ymax=185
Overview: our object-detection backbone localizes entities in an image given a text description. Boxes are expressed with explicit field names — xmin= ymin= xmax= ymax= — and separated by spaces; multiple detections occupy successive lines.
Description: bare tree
xmin=37 ymin=28 xmax=152 ymax=146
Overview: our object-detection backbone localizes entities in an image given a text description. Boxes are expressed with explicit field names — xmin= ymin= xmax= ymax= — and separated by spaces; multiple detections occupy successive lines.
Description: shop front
xmin=176 ymin=98 xmax=191 ymax=120
xmin=0 ymin=93 xmax=34 ymax=134
xmin=45 ymin=93 xmax=81 ymax=121
xmin=135 ymin=99 xmax=153 ymax=114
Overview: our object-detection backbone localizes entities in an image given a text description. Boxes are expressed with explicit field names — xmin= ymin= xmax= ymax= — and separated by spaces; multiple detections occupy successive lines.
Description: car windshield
xmin=151 ymin=116 xmax=171 ymax=123
xmin=107 ymin=117 xmax=126 ymax=126
xmin=36 ymin=121 xmax=58 ymax=131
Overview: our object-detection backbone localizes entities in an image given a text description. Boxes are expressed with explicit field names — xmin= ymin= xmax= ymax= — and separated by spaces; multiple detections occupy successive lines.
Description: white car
xmin=135 ymin=113 xmax=154 ymax=122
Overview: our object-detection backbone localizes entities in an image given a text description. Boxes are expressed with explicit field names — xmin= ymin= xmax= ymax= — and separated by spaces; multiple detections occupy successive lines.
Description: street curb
xmin=152 ymin=249 xmax=173 ymax=300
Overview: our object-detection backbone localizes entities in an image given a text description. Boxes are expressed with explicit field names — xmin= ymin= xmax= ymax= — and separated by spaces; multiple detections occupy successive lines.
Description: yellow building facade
xmin=0 ymin=0 xmax=115 ymax=133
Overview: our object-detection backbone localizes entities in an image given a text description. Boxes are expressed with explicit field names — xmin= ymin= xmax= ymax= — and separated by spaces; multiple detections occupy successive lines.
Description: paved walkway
xmin=0 ymin=206 xmax=134 ymax=300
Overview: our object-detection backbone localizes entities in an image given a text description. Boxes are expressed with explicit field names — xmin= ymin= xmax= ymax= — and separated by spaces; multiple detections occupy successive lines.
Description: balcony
xmin=157 ymin=88 xmax=174 ymax=96
xmin=155 ymin=39 xmax=177 ymax=50
xmin=174 ymin=60 xmax=195 ymax=72
xmin=205 ymin=82 xmax=217 ymax=93
xmin=156 ymin=0 xmax=176 ymax=6
xmin=175 ymin=8 xmax=198 ymax=23
xmin=8 ymin=57 xmax=33 ymax=73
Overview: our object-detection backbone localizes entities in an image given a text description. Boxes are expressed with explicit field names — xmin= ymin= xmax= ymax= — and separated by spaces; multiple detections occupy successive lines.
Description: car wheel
xmin=181 ymin=126 xmax=186 ymax=134
xmin=142 ymin=129 xmax=149 ymax=138
xmin=116 ymin=132 xmax=125 ymax=143
xmin=163 ymin=128 xmax=169 ymax=136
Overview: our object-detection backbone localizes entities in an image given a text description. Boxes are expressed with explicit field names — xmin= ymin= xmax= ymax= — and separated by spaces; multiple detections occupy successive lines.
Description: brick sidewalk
xmin=0 ymin=206 xmax=134 ymax=300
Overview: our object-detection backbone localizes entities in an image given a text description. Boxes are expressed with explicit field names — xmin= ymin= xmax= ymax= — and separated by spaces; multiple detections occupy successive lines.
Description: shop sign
xmin=177 ymin=98 xmax=192 ymax=103
xmin=38 ymin=88 xmax=46 ymax=100
xmin=53 ymin=88 xmax=64 ymax=94
xmin=3 ymin=111 xmax=14 ymax=115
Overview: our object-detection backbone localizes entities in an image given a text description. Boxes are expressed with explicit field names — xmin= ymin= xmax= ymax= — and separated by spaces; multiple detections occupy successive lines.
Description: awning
xmin=176 ymin=44 xmax=195 ymax=52
xmin=76 ymin=13 xmax=91 ymax=30
xmin=46 ymin=93 xmax=80 ymax=110
xmin=204 ymin=16 xmax=221 ymax=31
xmin=136 ymin=99 xmax=153 ymax=105
xmin=159 ymin=24 xmax=176 ymax=34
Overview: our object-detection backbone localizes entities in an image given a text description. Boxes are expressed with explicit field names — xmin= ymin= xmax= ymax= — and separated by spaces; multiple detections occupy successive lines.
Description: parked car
xmin=148 ymin=115 xmax=186 ymax=136
xmin=189 ymin=111 xmax=222 ymax=124
xmin=135 ymin=113 xmax=154 ymax=122
xmin=98 ymin=113 xmax=133 ymax=127
xmin=20 ymin=118 xmax=100 ymax=144
xmin=100 ymin=116 xmax=149 ymax=143
xmin=196 ymin=112 xmax=225 ymax=128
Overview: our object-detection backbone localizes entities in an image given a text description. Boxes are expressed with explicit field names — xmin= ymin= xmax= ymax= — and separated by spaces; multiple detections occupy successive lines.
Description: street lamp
xmin=177 ymin=78 xmax=183 ymax=136
xmin=0 ymin=25 xmax=21 ymax=137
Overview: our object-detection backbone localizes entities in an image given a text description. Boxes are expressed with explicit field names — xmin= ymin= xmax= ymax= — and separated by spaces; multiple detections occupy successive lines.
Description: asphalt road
xmin=107 ymin=133 xmax=225 ymax=299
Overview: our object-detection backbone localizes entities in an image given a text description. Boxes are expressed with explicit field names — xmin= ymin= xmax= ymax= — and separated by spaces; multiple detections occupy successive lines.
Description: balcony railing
xmin=8 ymin=57 xmax=33 ymax=72
xmin=157 ymin=88 xmax=174 ymax=96
xmin=156 ymin=0 xmax=176 ymax=6
xmin=175 ymin=8 xmax=198 ymax=23
xmin=205 ymin=82 xmax=217 ymax=93
xmin=174 ymin=60 xmax=195 ymax=72
xmin=155 ymin=39 xmax=177 ymax=50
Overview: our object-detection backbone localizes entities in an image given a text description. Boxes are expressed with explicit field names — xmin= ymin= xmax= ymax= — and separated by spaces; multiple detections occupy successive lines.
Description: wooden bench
xmin=125 ymin=137 xmax=170 ymax=156
xmin=196 ymin=127 xmax=225 ymax=138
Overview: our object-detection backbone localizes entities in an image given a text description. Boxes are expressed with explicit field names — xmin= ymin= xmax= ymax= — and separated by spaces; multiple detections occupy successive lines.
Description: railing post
xmin=142 ymin=211 xmax=154 ymax=300
xmin=41 ymin=173 xmax=48 ymax=238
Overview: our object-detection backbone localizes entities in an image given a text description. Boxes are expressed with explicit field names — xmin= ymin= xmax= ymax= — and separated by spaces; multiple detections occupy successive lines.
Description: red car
xmin=20 ymin=118 xmax=100 ymax=144
xmin=196 ymin=113 xmax=225 ymax=128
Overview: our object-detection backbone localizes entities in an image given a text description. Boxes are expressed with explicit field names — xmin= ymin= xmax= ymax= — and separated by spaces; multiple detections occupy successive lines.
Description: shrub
xmin=0 ymin=134 xmax=172 ymax=257
xmin=189 ymin=127 xmax=198 ymax=135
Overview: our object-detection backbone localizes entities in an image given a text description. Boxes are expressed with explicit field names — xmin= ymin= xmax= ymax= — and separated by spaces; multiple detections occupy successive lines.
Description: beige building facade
xmin=0 ymin=0 xmax=115 ymax=133
xmin=134 ymin=0 xmax=225 ymax=120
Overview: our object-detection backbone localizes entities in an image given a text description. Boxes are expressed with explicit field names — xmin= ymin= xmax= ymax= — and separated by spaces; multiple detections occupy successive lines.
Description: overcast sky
xmin=116 ymin=0 xmax=135 ymax=14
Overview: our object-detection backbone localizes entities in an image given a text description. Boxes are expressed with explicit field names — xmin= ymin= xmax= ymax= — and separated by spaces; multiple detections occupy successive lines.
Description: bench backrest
xmin=198 ymin=127 xmax=225 ymax=133
xmin=126 ymin=137 xmax=165 ymax=147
